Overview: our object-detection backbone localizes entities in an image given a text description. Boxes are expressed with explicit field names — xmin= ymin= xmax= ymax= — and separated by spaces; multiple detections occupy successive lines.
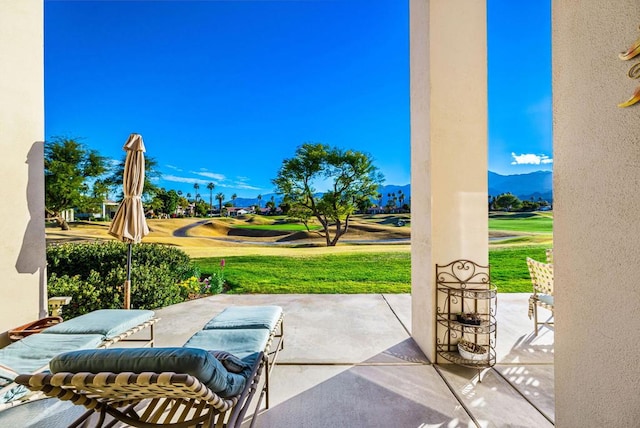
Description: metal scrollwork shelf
xmin=435 ymin=260 xmax=497 ymax=377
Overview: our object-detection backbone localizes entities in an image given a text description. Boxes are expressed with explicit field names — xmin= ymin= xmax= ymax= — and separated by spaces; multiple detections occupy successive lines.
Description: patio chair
xmin=14 ymin=305 xmax=284 ymax=428
xmin=0 ymin=309 xmax=158 ymax=407
xmin=526 ymin=257 xmax=554 ymax=336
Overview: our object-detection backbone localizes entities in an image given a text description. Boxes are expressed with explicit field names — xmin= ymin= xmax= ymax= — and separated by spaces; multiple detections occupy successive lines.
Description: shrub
xmin=47 ymin=241 xmax=199 ymax=318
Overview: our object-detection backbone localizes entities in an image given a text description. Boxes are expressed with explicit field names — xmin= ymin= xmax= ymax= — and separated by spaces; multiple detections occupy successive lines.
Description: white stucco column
xmin=0 ymin=0 xmax=45 ymax=338
xmin=553 ymin=1 xmax=640 ymax=425
xmin=410 ymin=0 xmax=488 ymax=360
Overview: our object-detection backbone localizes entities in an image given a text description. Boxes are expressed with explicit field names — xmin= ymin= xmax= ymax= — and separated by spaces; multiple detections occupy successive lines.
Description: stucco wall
xmin=0 ymin=0 xmax=45 ymax=342
xmin=410 ymin=0 xmax=488 ymax=360
xmin=553 ymin=0 xmax=640 ymax=425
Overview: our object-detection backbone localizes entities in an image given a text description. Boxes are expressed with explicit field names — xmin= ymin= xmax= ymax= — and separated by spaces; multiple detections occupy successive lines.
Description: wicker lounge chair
xmin=17 ymin=348 xmax=265 ymax=428
xmin=185 ymin=305 xmax=284 ymax=409
xmin=0 ymin=309 xmax=158 ymax=407
xmin=14 ymin=305 xmax=284 ymax=427
xmin=526 ymin=257 xmax=554 ymax=335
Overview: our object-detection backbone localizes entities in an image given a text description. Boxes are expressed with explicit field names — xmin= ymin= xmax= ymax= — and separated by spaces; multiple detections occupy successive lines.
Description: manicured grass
xmin=233 ymin=224 xmax=321 ymax=231
xmin=194 ymin=252 xmax=411 ymax=294
xmin=489 ymin=212 xmax=553 ymax=233
xmin=489 ymin=245 xmax=550 ymax=292
xmin=194 ymin=245 xmax=551 ymax=294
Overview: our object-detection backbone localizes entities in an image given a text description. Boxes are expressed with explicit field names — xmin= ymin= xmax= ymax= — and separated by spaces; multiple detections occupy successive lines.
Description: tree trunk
xmin=56 ymin=216 xmax=69 ymax=230
xmin=324 ymin=225 xmax=332 ymax=246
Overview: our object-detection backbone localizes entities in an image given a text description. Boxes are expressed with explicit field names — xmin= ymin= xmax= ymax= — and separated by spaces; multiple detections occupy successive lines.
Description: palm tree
xmin=231 ymin=193 xmax=237 ymax=207
xmin=186 ymin=193 xmax=192 ymax=216
xmin=216 ymin=192 xmax=225 ymax=214
xmin=257 ymin=194 xmax=262 ymax=208
xmin=207 ymin=183 xmax=215 ymax=211
xmin=193 ymin=183 xmax=200 ymax=202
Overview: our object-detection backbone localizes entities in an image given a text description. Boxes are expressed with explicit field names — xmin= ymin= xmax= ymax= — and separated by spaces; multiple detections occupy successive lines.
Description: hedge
xmin=47 ymin=241 xmax=200 ymax=318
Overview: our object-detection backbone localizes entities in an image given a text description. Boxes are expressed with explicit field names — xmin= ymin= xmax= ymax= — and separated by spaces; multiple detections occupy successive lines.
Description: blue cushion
xmin=0 ymin=333 xmax=104 ymax=403
xmin=203 ymin=306 xmax=282 ymax=330
xmin=0 ymin=333 xmax=104 ymax=376
xmin=184 ymin=329 xmax=270 ymax=359
xmin=42 ymin=309 xmax=154 ymax=338
xmin=50 ymin=347 xmax=258 ymax=398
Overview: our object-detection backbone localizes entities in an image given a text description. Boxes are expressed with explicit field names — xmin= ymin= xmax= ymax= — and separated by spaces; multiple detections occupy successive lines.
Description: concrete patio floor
xmin=0 ymin=293 xmax=554 ymax=427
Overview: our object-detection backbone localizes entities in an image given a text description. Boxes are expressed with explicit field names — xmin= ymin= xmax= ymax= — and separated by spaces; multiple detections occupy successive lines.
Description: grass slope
xmin=489 ymin=212 xmax=553 ymax=233
xmin=195 ymin=244 xmax=551 ymax=294
xmin=49 ymin=213 xmax=553 ymax=294
xmin=195 ymin=252 xmax=411 ymax=294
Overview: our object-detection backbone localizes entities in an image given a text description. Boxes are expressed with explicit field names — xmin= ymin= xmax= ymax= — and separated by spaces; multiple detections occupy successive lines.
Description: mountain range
xmin=228 ymin=171 xmax=552 ymax=207
xmin=488 ymin=170 xmax=552 ymax=202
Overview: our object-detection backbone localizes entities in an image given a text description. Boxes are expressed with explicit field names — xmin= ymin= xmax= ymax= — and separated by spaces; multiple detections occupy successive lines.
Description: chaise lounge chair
xmin=0 ymin=309 xmax=158 ymax=407
xmin=14 ymin=305 xmax=284 ymax=428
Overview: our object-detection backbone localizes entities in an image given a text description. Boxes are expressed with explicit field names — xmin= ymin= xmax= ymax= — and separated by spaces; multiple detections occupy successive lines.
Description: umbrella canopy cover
xmin=108 ymin=134 xmax=150 ymax=243
xmin=108 ymin=133 xmax=150 ymax=309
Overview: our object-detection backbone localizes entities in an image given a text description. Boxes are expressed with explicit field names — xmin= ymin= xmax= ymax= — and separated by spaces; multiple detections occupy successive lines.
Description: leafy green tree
xmin=279 ymin=199 xmax=291 ymax=215
xmin=103 ymin=154 xmax=161 ymax=203
xmin=194 ymin=199 xmax=208 ymax=216
xmin=494 ymin=193 xmax=523 ymax=212
xmin=356 ymin=196 xmax=373 ymax=213
xmin=151 ymin=188 xmax=180 ymax=215
xmin=273 ymin=142 xmax=384 ymax=246
xmin=288 ymin=204 xmax=313 ymax=230
xmin=177 ymin=195 xmax=189 ymax=215
xmin=45 ymin=137 xmax=109 ymax=230
xmin=265 ymin=200 xmax=276 ymax=214
xmin=520 ymin=200 xmax=540 ymax=212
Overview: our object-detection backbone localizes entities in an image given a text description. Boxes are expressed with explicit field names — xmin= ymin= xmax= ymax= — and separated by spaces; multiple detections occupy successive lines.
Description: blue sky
xmin=44 ymin=0 xmax=551 ymax=199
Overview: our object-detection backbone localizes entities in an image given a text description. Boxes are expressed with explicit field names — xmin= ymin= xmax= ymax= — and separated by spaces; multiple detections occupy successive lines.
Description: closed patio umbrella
xmin=108 ymin=133 xmax=150 ymax=309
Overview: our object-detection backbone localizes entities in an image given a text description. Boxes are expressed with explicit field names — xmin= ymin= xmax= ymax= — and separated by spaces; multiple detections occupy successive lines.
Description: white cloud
xmin=511 ymin=152 xmax=553 ymax=165
xmin=165 ymin=164 xmax=183 ymax=172
xmin=162 ymin=173 xmax=262 ymax=192
xmin=233 ymin=183 xmax=262 ymax=191
xmin=162 ymin=174 xmax=207 ymax=184
xmin=190 ymin=170 xmax=226 ymax=181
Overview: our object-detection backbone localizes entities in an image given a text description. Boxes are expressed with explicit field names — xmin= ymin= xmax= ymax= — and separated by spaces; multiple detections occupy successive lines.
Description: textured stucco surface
xmin=410 ymin=0 xmax=488 ymax=360
xmin=553 ymin=1 xmax=640 ymax=425
xmin=0 ymin=0 xmax=45 ymax=339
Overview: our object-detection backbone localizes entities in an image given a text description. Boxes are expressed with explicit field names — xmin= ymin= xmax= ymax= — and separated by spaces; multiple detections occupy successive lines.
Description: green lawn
xmin=195 ymin=252 xmax=411 ymax=294
xmin=194 ymin=245 xmax=551 ymax=294
xmin=489 ymin=212 xmax=553 ymax=233
xmin=489 ymin=245 xmax=550 ymax=292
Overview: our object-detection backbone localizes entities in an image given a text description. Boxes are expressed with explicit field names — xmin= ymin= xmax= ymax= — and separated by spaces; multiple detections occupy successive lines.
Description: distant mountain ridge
xmin=489 ymin=170 xmax=553 ymax=202
xmin=229 ymin=184 xmax=411 ymax=208
xmin=226 ymin=171 xmax=552 ymax=207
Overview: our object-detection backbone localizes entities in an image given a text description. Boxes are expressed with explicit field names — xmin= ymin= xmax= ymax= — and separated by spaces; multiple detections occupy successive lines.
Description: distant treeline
xmin=489 ymin=192 xmax=551 ymax=212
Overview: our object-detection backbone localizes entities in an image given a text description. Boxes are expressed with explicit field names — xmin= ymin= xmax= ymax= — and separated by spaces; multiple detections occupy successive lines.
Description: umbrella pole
xmin=125 ymin=243 xmax=132 ymax=309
